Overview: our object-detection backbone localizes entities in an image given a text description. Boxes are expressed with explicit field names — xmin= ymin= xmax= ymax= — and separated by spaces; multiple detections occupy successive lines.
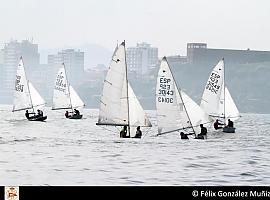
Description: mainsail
xmin=200 ymin=59 xmax=225 ymax=119
xmin=96 ymin=41 xmax=152 ymax=132
xmin=13 ymin=57 xmax=45 ymax=112
xmin=52 ymin=63 xmax=85 ymax=110
xmin=156 ymin=57 xmax=210 ymax=135
xmin=200 ymin=58 xmax=240 ymax=123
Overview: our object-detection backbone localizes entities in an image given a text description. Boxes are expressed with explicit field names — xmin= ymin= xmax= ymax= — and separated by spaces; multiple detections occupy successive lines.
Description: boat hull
xmin=28 ymin=116 xmax=47 ymax=121
xmin=222 ymin=126 xmax=235 ymax=133
xmin=68 ymin=114 xmax=83 ymax=119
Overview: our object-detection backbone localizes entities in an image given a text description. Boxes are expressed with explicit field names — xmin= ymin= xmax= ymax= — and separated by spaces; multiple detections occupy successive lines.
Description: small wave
xmin=240 ymin=172 xmax=256 ymax=177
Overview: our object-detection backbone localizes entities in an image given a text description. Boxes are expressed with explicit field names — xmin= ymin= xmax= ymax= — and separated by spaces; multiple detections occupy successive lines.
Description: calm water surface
xmin=0 ymin=104 xmax=270 ymax=185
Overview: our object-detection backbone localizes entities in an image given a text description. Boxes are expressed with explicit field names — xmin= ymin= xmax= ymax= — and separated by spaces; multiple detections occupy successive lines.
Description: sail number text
xmin=15 ymin=75 xmax=24 ymax=92
xmin=55 ymin=72 xmax=67 ymax=92
xmin=206 ymin=72 xmax=221 ymax=94
xmin=158 ymin=77 xmax=174 ymax=103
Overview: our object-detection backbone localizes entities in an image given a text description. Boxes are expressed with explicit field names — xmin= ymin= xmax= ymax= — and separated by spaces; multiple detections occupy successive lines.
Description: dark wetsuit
xmin=133 ymin=130 xmax=142 ymax=138
xmin=201 ymin=127 xmax=207 ymax=135
xmin=214 ymin=122 xmax=223 ymax=130
xmin=195 ymin=134 xmax=205 ymax=139
xmin=228 ymin=120 xmax=234 ymax=127
xmin=195 ymin=126 xmax=207 ymax=139
xmin=25 ymin=112 xmax=30 ymax=119
xmin=120 ymin=130 xmax=130 ymax=138
xmin=181 ymin=134 xmax=189 ymax=139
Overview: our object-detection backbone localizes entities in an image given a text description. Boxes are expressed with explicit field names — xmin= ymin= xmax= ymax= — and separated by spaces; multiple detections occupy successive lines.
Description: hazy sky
xmin=0 ymin=0 xmax=270 ymax=56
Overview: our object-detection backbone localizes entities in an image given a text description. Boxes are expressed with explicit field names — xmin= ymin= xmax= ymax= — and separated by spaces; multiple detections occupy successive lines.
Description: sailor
xmin=133 ymin=126 xmax=142 ymax=138
xmin=180 ymin=132 xmax=189 ymax=139
xmin=37 ymin=109 xmax=43 ymax=117
xmin=74 ymin=108 xmax=80 ymax=116
xmin=25 ymin=110 xmax=35 ymax=119
xmin=227 ymin=119 xmax=234 ymax=127
xmin=120 ymin=125 xmax=130 ymax=138
xmin=65 ymin=111 xmax=71 ymax=118
xmin=214 ymin=119 xmax=223 ymax=130
xmin=195 ymin=124 xmax=207 ymax=139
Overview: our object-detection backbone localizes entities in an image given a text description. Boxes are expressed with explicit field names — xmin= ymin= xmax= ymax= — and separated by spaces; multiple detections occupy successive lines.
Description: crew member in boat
xmin=120 ymin=125 xmax=130 ymax=138
xmin=195 ymin=124 xmax=207 ymax=139
xmin=37 ymin=109 xmax=43 ymax=117
xmin=227 ymin=119 xmax=234 ymax=127
xmin=180 ymin=132 xmax=189 ymax=139
xmin=133 ymin=126 xmax=142 ymax=138
xmin=25 ymin=110 xmax=35 ymax=119
xmin=214 ymin=119 xmax=224 ymax=130
xmin=65 ymin=111 xmax=71 ymax=118
xmin=74 ymin=108 xmax=80 ymax=116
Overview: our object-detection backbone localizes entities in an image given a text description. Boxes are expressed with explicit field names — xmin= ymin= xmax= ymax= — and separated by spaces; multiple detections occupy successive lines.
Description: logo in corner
xmin=5 ymin=186 xmax=19 ymax=200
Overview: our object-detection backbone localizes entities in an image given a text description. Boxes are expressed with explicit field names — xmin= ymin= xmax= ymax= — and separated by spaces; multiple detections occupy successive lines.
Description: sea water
xmin=0 ymin=104 xmax=269 ymax=185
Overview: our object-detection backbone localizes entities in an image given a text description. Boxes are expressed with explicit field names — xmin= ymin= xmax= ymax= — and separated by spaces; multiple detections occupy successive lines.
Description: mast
xmin=123 ymin=40 xmax=131 ymax=137
xmin=63 ymin=63 xmax=73 ymax=113
xmin=223 ymin=58 xmax=226 ymax=124
xmin=165 ymin=57 xmax=196 ymax=135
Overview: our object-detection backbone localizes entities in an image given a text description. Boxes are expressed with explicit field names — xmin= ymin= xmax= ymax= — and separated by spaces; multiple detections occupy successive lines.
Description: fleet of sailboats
xmin=10 ymin=44 xmax=241 ymax=138
xmin=12 ymin=57 xmax=47 ymax=121
xmin=52 ymin=63 xmax=85 ymax=119
xmin=96 ymin=41 xmax=152 ymax=137
xmin=200 ymin=58 xmax=240 ymax=133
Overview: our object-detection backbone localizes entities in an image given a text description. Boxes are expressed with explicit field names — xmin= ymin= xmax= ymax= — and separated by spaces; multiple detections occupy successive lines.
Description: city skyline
xmin=0 ymin=0 xmax=269 ymax=58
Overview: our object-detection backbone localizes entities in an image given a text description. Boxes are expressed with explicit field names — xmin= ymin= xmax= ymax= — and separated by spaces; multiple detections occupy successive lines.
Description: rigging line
xmin=98 ymin=125 xmax=120 ymax=134
xmin=141 ymin=127 xmax=152 ymax=140
xmin=165 ymin=57 xmax=196 ymax=135
xmin=156 ymin=127 xmax=194 ymax=137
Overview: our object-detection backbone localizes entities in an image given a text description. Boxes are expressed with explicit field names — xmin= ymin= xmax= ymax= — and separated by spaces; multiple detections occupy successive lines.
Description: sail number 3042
xmin=158 ymin=77 xmax=174 ymax=103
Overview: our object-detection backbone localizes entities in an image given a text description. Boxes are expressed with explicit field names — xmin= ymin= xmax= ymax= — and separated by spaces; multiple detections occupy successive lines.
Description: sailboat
xmin=96 ymin=41 xmax=152 ymax=137
xmin=156 ymin=57 xmax=211 ymax=136
xmin=200 ymin=58 xmax=240 ymax=133
xmin=52 ymin=63 xmax=85 ymax=119
xmin=13 ymin=57 xmax=47 ymax=121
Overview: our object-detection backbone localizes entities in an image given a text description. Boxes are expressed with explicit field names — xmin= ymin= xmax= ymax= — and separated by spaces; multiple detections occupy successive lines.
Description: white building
xmin=126 ymin=42 xmax=158 ymax=76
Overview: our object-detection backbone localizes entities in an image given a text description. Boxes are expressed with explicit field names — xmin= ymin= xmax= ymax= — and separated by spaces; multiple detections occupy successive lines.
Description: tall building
xmin=126 ymin=42 xmax=158 ymax=76
xmin=1 ymin=40 xmax=40 ymax=103
xmin=48 ymin=49 xmax=84 ymax=86
xmin=46 ymin=49 xmax=84 ymax=102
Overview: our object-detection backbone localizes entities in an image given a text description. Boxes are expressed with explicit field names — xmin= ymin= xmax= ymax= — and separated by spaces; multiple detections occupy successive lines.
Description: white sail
xmin=200 ymin=59 xmax=225 ymax=118
xmin=28 ymin=82 xmax=46 ymax=109
xmin=97 ymin=42 xmax=129 ymax=126
xmin=219 ymin=86 xmax=240 ymax=122
xmin=181 ymin=91 xmax=212 ymax=133
xmin=52 ymin=65 xmax=71 ymax=110
xmin=13 ymin=58 xmax=32 ymax=111
xmin=156 ymin=57 xmax=193 ymax=135
xmin=69 ymin=86 xmax=85 ymax=108
xmin=128 ymin=84 xmax=152 ymax=128
xmin=52 ymin=64 xmax=85 ymax=110
xmin=97 ymin=41 xmax=151 ymax=131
